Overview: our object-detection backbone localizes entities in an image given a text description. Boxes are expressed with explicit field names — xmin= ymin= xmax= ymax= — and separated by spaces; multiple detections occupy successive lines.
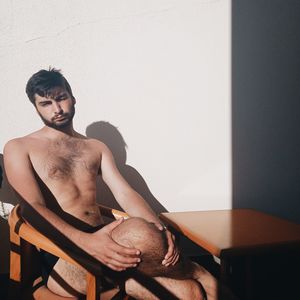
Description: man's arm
xmin=101 ymin=144 xmax=161 ymax=225
xmin=3 ymin=139 xmax=140 ymax=271
xmin=101 ymin=144 xmax=179 ymax=266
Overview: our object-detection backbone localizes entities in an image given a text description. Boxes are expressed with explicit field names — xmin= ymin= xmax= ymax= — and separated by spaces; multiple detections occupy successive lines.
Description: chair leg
xmin=20 ymin=239 xmax=42 ymax=289
xmin=10 ymin=224 xmax=21 ymax=283
xmin=9 ymin=225 xmax=22 ymax=300
xmin=86 ymin=272 xmax=98 ymax=300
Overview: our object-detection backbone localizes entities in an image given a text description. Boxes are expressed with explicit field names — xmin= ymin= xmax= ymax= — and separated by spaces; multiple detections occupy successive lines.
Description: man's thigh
xmin=46 ymin=259 xmax=121 ymax=299
xmin=46 ymin=259 xmax=204 ymax=300
xmin=125 ymin=276 xmax=204 ymax=300
xmin=47 ymin=259 xmax=87 ymax=297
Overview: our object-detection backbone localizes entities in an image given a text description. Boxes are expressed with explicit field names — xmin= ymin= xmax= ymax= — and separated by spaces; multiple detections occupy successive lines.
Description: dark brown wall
xmin=232 ymin=0 xmax=300 ymax=223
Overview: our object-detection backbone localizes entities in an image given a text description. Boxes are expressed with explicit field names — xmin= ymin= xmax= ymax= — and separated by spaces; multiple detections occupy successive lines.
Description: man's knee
xmin=111 ymin=217 xmax=166 ymax=253
xmin=111 ymin=217 xmax=167 ymax=276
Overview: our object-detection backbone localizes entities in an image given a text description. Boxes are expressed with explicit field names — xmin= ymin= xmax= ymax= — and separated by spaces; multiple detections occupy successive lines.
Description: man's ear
xmin=72 ymin=97 xmax=76 ymax=104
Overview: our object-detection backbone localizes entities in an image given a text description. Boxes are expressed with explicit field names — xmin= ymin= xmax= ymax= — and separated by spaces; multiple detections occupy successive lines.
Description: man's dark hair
xmin=25 ymin=68 xmax=74 ymax=105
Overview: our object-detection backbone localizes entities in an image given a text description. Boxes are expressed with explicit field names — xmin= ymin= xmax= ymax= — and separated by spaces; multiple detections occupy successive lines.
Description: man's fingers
xmin=154 ymin=222 xmax=164 ymax=231
xmin=168 ymin=252 xmax=180 ymax=266
xmin=107 ymin=258 xmax=137 ymax=269
xmin=162 ymin=229 xmax=179 ymax=265
xmin=92 ymin=227 xmax=141 ymax=271
xmin=104 ymin=251 xmax=141 ymax=270
xmin=106 ymin=263 xmax=126 ymax=272
xmin=173 ymin=253 xmax=180 ymax=264
xmin=169 ymin=231 xmax=176 ymax=244
xmin=99 ymin=249 xmax=139 ymax=270
xmin=164 ymin=231 xmax=175 ymax=258
xmin=111 ymin=242 xmax=140 ymax=257
xmin=104 ymin=240 xmax=141 ymax=268
xmin=163 ymin=249 xmax=180 ymax=266
xmin=109 ymin=251 xmax=141 ymax=266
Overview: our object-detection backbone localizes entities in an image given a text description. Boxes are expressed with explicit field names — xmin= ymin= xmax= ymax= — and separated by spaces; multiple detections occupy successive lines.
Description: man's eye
xmin=56 ymin=95 xmax=67 ymax=101
xmin=40 ymin=102 xmax=51 ymax=106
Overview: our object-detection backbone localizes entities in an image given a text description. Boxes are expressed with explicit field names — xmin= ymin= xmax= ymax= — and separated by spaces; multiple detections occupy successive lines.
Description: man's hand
xmin=89 ymin=218 xmax=141 ymax=271
xmin=162 ymin=229 xmax=180 ymax=266
xmin=154 ymin=223 xmax=180 ymax=266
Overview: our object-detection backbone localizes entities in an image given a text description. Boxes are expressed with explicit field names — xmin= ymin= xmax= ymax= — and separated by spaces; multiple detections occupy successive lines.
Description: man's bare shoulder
xmin=85 ymin=137 xmax=110 ymax=152
xmin=3 ymin=138 xmax=29 ymax=164
xmin=4 ymin=131 xmax=44 ymax=155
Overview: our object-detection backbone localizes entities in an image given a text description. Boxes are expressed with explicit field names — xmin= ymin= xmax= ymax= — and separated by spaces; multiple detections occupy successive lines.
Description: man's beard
xmin=38 ymin=106 xmax=75 ymax=130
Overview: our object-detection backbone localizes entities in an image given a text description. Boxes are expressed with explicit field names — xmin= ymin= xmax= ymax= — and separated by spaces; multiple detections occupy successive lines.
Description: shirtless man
xmin=4 ymin=68 xmax=217 ymax=299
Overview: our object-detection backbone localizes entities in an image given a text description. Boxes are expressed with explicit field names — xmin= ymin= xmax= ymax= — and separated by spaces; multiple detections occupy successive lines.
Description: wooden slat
xmin=86 ymin=272 xmax=97 ymax=300
xmin=8 ymin=204 xmax=128 ymax=269
xmin=9 ymin=218 xmax=21 ymax=282
xmin=98 ymin=204 xmax=129 ymax=220
xmin=9 ymin=250 xmax=20 ymax=282
xmin=9 ymin=206 xmax=81 ymax=267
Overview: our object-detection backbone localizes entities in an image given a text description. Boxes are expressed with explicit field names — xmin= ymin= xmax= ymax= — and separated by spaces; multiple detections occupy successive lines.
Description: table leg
xmin=220 ymin=258 xmax=231 ymax=285
xmin=221 ymin=256 xmax=255 ymax=300
xmin=244 ymin=256 xmax=253 ymax=300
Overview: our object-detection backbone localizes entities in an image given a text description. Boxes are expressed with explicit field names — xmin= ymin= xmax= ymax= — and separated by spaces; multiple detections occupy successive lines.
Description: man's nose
xmin=53 ymin=102 xmax=63 ymax=114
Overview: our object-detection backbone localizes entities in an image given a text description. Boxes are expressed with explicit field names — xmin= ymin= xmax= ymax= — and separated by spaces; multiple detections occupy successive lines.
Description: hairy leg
xmin=37 ymin=261 xmax=120 ymax=300
xmin=126 ymin=276 xmax=205 ymax=300
xmin=112 ymin=217 xmax=217 ymax=300
xmin=33 ymin=275 xmax=119 ymax=300
xmin=33 ymin=277 xmax=76 ymax=300
xmin=42 ymin=217 xmax=218 ymax=299
xmin=42 ymin=259 xmax=204 ymax=300
xmin=47 ymin=259 xmax=86 ymax=297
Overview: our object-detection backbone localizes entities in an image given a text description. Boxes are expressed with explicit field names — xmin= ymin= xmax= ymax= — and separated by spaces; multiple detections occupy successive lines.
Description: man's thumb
xmin=106 ymin=217 xmax=124 ymax=231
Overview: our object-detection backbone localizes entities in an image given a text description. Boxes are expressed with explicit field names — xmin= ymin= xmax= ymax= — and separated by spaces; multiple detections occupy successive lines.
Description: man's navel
xmin=84 ymin=210 xmax=98 ymax=216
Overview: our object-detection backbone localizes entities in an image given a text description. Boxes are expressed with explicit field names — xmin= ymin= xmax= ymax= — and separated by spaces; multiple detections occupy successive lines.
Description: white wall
xmin=0 ymin=0 xmax=231 ymax=212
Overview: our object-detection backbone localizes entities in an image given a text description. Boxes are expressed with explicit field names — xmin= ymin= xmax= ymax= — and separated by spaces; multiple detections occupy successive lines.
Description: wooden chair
xmin=8 ymin=204 xmax=129 ymax=300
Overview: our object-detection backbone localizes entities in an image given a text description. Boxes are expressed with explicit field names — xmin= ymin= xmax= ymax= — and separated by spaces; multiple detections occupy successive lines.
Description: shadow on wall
xmin=0 ymin=154 xmax=17 ymax=207
xmin=0 ymin=154 xmax=19 ymax=274
xmin=86 ymin=121 xmax=167 ymax=214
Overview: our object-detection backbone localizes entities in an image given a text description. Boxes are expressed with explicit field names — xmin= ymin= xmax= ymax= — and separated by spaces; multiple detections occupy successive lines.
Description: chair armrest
xmin=8 ymin=205 xmax=128 ymax=265
xmin=9 ymin=205 xmax=81 ymax=267
xmin=98 ymin=204 xmax=129 ymax=220
xmin=8 ymin=205 xmax=109 ymax=300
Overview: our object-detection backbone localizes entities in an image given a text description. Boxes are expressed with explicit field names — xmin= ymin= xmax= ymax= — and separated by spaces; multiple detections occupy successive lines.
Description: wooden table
xmin=160 ymin=209 xmax=300 ymax=299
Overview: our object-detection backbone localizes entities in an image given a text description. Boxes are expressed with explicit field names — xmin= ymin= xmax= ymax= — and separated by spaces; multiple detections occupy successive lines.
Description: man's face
xmin=34 ymin=87 xmax=75 ymax=130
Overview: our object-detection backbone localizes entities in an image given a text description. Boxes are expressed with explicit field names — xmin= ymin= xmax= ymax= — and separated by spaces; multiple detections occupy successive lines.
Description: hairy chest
xmin=32 ymin=138 xmax=100 ymax=181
